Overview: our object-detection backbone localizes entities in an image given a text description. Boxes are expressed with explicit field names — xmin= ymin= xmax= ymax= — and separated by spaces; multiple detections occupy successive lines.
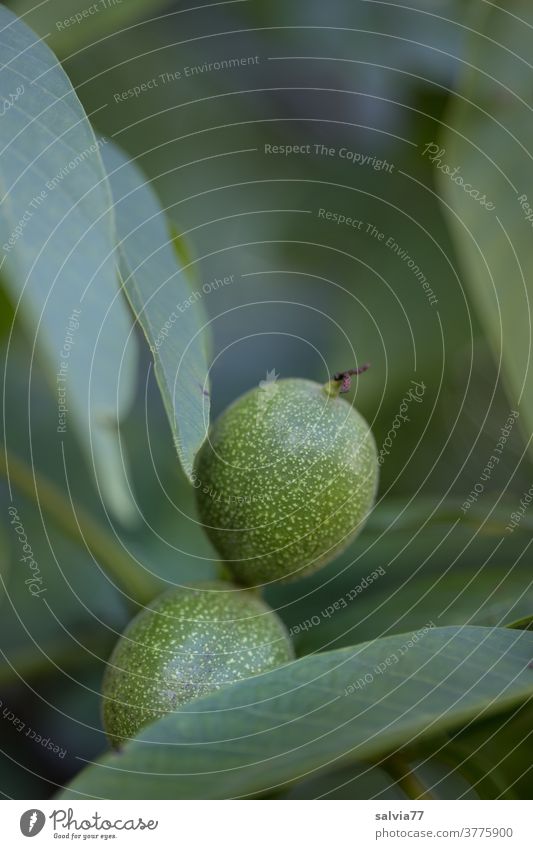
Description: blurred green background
xmin=1 ymin=0 xmax=532 ymax=799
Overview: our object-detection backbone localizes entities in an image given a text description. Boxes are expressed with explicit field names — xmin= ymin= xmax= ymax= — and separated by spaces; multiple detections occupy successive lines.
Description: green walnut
xmin=194 ymin=368 xmax=378 ymax=585
xmin=102 ymin=582 xmax=294 ymax=746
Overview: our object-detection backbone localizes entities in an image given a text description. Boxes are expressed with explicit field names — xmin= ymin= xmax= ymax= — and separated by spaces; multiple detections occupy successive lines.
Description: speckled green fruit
xmin=102 ymin=582 xmax=294 ymax=746
xmin=194 ymin=378 xmax=379 ymax=586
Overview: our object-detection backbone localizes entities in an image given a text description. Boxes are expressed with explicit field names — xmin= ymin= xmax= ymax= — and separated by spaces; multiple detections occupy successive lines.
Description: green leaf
xmin=0 ymin=343 xmax=130 ymax=664
xmin=283 ymin=762 xmax=410 ymax=800
xmin=439 ymin=1 xmax=533 ymax=458
xmin=60 ymin=626 xmax=533 ymax=799
xmin=0 ymin=487 xmax=130 ymax=680
xmin=282 ymin=757 xmax=477 ymax=800
xmin=101 ymin=141 xmax=211 ymax=481
xmin=2 ymin=336 xmax=213 ymax=611
xmin=0 ymin=6 xmax=138 ymax=523
xmin=0 ymin=522 xmax=9 ymax=607
xmin=417 ymin=700 xmax=533 ymax=800
xmin=7 ymin=0 xmax=172 ymax=54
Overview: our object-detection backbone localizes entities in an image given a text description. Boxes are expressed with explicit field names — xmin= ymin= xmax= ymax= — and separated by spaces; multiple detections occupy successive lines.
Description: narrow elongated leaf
xmin=60 ymin=626 xmax=533 ymax=799
xmin=439 ymin=1 xmax=533 ymax=456
xmin=101 ymin=141 xmax=210 ymax=480
xmin=417 ymin=700 xmax=533 ymax=800
xmin=0 ymin=7 xmax=138 ymax=522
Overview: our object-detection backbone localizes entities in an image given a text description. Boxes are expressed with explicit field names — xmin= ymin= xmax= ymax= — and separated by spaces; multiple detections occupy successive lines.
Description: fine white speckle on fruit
xmin=102 ymin=582 xmax=294 ymax=746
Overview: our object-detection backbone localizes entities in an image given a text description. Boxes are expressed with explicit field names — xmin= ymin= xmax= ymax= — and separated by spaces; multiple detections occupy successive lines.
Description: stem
xmin=0 ymin=447 xmax=163 ymax=607
xmin=382 ymin=755 xmax=436 ymax=800
xmin=323 ymin=364 xmax=370 ymax=397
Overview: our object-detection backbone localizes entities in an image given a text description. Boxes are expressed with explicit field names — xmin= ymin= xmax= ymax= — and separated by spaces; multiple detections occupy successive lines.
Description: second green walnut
xmin=194 ymin=373 xmax=379 ymax=585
